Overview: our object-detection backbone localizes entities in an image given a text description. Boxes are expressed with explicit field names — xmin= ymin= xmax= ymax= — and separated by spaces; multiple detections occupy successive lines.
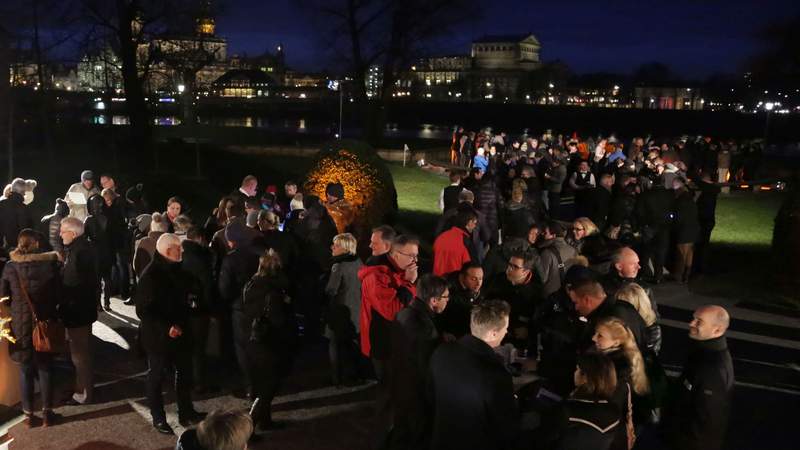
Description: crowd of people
xmin=0 ymin=125 xmax=743 ymax=450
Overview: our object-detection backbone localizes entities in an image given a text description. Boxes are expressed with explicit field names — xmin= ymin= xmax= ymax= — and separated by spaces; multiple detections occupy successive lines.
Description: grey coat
xmin=325 ymin=254 xmax=362 ymax=333
xmin=536 ymin=237 xmax=578 ymax=298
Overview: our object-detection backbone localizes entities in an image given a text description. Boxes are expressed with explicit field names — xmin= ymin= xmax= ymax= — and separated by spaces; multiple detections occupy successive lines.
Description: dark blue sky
xmin=215 ymin=0 xmax=799 ymax=79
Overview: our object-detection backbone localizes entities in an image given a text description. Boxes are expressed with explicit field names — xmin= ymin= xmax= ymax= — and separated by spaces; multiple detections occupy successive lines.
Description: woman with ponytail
xmin=592 ymin=317 xmax=650 ymax=450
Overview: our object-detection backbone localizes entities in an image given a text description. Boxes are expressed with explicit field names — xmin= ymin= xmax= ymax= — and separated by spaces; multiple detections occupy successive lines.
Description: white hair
xmin=60 ymin=217 xmax=85 ymax=236
xmin=156 ymin=233 xmax=181 ymax=257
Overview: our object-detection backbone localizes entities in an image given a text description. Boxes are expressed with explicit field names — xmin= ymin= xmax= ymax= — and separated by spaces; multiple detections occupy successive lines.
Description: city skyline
xmin=216 ymin=0 xmax=800 ymax=79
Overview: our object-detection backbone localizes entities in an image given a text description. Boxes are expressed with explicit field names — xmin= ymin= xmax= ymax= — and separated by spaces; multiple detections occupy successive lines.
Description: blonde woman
xmin=592 ymin=317 xmax=651 ymax=448
xmin=615 ymin=283 xmax=661 ymax=354
xmin=568 ymin=217 xmax=599 ymax=253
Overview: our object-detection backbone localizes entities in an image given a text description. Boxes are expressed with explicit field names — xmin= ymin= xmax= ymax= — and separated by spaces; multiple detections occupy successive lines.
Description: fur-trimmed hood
xmin=9 ymin=250 xmax=60 ymax=263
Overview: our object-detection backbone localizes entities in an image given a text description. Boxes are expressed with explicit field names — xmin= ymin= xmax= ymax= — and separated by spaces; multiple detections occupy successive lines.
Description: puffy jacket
xmin=0 ymin=250 xmax=61 ymax=363
xmin=358 ymin=254 xmax=416 ymax=358
xmin=39 ymin=199 xmax=68 ymax=253
xmin=433 ymin=226 xmax=473 ymax=277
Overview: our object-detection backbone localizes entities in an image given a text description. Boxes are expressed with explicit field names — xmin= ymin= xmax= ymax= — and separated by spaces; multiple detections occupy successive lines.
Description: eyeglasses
xmin=396 ymin=251 xmax=419 ymax=261
xmin=507 ymin=262 xmax=526 ymax=271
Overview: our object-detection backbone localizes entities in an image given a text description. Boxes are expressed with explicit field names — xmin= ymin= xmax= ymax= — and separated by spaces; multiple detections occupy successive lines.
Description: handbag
xmin=16 ymin=270 xmax=65 ymax=354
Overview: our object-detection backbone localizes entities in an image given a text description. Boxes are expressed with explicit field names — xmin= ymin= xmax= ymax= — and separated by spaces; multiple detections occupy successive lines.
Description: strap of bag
xmin=15 ymin=268 xmax=39 ymax=323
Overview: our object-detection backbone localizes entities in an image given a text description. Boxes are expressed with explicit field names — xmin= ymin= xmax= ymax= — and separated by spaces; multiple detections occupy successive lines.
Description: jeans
xmin=67 ymin=325 xmax=93 ymax=403
xmin=146 ymin=349 xmax=194 ymax=423
xmin=18 ymin=354 xmax=54 ymax=413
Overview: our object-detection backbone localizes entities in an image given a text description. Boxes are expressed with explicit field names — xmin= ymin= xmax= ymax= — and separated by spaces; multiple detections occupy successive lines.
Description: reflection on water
xmin=88 ymin=114 xmax=453 ymax=140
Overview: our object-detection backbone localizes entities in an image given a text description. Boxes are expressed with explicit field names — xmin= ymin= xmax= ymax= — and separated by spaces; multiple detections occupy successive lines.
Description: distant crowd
xmin=0 ymin=124 xmax=741 ymax=450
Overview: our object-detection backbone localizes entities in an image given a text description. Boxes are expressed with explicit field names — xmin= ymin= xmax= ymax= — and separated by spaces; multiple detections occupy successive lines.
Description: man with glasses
xmin=484 ymin=250 xmax=543 ymax=355
xmin=359 ymin=234 xmax=419 ymax=449
xmin=390 ymin=274 xmax=450 ymax=449
xmin=437 ymin=262 xmax=484 ymax=340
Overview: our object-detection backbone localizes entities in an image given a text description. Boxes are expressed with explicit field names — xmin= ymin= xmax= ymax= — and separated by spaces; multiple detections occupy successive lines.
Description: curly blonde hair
xmin=615 ymin=283 xmax=657 ymax=326
xmin=595 ymin=317 xmax=650 ymax=395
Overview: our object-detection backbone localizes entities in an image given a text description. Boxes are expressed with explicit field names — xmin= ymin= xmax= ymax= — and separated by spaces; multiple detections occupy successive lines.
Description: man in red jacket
xmin=359 ymin=234 xmax=418 ymax=449
xmin=433 ymin=209 xmax=478 ymax=277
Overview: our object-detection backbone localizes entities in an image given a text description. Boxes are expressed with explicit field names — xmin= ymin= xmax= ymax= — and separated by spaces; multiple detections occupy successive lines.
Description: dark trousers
xmin=146 ymin=349 xmax=194 ymax=423
xmin=111 ymin=251 xmax=131 ymax=298
xmin=18 ymin=354 xmax=54 ymax=413
xmin=548 ymin=191 xmax=561 ymax=220
xmin=693 ymin=222 xmax=715 ymax=275
xmin=247 ymin=345 xmax=286 ymax=428
xmin=372 ymin=358 xmax=394 ymax=450
xmin=642 ymin=227 xmax=670 ymax=281
xmin=231 ymin=309 xmax=252 ymax=391
xmin=190 ymin=316 xmax=210 ymax=388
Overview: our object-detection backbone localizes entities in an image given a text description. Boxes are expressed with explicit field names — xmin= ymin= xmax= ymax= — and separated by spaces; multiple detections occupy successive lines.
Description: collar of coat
xmin=692 ymin=335 xmax=728 ymax=353
xmin=9 ymin=250 xmax=60 ymax=263
xmin=457 ymin=334 xmax=507 ymax=369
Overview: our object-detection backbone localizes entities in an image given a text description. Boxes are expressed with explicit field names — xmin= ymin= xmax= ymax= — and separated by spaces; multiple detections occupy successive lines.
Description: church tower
xmin=196 ymin=0 xmax=216 ymax=37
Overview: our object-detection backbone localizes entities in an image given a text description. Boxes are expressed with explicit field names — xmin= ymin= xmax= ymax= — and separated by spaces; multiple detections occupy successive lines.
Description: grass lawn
xmin=711 ymin=191 xmax=782 ymax=247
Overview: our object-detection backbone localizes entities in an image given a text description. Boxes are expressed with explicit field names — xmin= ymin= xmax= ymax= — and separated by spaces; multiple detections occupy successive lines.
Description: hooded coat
xmin=0 ymin=250 xmax=61 ymax=363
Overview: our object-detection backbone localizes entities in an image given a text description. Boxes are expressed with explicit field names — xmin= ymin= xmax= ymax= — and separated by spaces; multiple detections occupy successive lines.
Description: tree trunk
xmin=116 ymin=0 xmax=152 ymax=168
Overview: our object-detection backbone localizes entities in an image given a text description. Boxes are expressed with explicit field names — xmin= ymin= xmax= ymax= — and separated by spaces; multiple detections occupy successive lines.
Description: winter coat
xmin=636 ymin=185 xmax=674 ymax=230
xmin=586 ymin=187 xmax=613 ymax=230
xmin=60 ymin=235 xmax=98 ymax=328
xmin=218 ymin=244 xmax=263 ymax=311
xmin=40 ymin=207 xmax=68 ymax=254
xmin=601 ymin=272 xmax=661 ymax=354
xmin=261 ymin=229 xmax=299 ymax=273
xmin=181 ymin=240 xmax=214 ymax=314
xmin=84 ymin=214 xmax=112 ymax=276
xmin=65 ymin=182 xmax=99 ymax=222
xmin=583 ymin=298 xmax=649 ymax=354
xmin=241 ymin=271 xmax=296 ymax=353
xmin=133 ymin=231 xmax=164 ymax=276
xmin=552 ymin=396 xmax=620 ymax=450
xmin=0 ymin=192 xmax=34 ymax=250
xmin=0 ymin=250 xmax=61 ymax=363
xmin=665 ymin=337 xmax=734 ymax=450
xmin=358 ymin=253 xmax=416 ymax=358
xmin=672 ymin=190 xmax=700 ymax=244
xmin=436 ymin=275 xmax=481 ymax=339
xmin=484 ymin=272 xmax=544 ymax=352
xmin=135 ymin=252 xmax=192 ymax=354
xmin=501 ymin=202 xmax=536 ymax=241
xmin=474 ymin=179 xmax=502 ymax=244
xmin=433 ymin=226 xmax=474 ymax=277
xmin=536 ymin=238 xmax=578 ymax=298
xmin=429 ymin=334 xmax=519 ymax=450
xmin=325 ymin=253 xmax=362 ymax=334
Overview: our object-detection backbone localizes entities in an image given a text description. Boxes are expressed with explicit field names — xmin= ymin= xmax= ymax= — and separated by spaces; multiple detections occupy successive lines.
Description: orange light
xmin=740 ymin=184 xmax=750 ymax=189
xmin=725 ymin=171 xmax=731 ymax=182
xmin=760 ymin=186 xmax=772 ymax=191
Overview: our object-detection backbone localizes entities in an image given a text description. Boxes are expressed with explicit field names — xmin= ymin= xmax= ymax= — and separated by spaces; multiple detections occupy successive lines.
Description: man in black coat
xmin=484 ymin=249 xmax=543 ymax=354
xmin=429 ymin=300 xmax=518 ymax=450
xmin=218 ymin=220 xmax=264 ymax=397
xmin=135 ymin=233 xmax=203 ymax=434
xmin=586 ymin=173 xmax=614 ymax=230
xmin=436 ymin=262 xmax=483 ymax=340
xmin=59 ymin=217 xmax=98 ymax=406
xmin=635 ymin=176 xmax=674 ymax=283
xmin=181 ymin=227 xmax=215 ymax=392
xmin=664 ymin=305 xmax=734 ymax=450
xmin=390 ymin=275 xmax=449 ymax=450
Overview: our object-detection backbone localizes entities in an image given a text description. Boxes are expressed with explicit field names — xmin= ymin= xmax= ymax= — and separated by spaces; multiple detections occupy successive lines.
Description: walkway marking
xmin=103 ymin=309 xmax=140 ymax=328
xmin=659 ymin=318 xmax=800 ymax=350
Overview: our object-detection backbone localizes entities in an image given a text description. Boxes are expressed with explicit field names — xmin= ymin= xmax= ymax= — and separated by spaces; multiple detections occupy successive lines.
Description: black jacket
xmin=586 ymin=187 xmax=612 ymax=229
xmin=218 ymin=243 xmax=263 ymax=311
xmin=60 ymin=235 xmax=99 ymax=328
xmin=0 ymin=193 xmax=34 ymax=250
xmin=390 ymin=299 xmax=440 ymax=446
xmin=601 ymin=272 xmax=662 ymax=354
xmin=436 ymin=274 xmax=481 ymax=339
xmin=429 ymin=334 xmax=518 ymax=450
xmin=135 ymin=252 xmax=192 ymax=354
xmin=181 ymin=240 xmax=214 ymax=314
xmin=484 ymin=273 xmax=543 ymax=350
xmin=0 ymin=250 xmax=61 ymax=363
xmin=636 ymin=185 xmax=674 ymax=229
xmin=665 ymin=336 xmax=734 ymax=450
xmin=241 ymin=272 xmax=295 ymax=352
xmin=552 ymin=396 xmax=620 ymax=450
xmin=584 ymin=298 xmax=649 ymax=353
xmin=672 ymin=190 xmax=700 ymax=244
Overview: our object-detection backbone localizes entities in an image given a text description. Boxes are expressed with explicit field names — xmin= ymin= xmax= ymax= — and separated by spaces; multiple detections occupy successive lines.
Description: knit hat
xmin=81 ymin=170 xmax=94 ymax=182
xmin=10 ymin=178 xmax=26 ymax=195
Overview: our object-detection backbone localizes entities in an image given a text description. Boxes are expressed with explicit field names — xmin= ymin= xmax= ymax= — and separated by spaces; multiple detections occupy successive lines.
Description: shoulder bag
xmin=16 ymin=269 xmax=65 ymax=353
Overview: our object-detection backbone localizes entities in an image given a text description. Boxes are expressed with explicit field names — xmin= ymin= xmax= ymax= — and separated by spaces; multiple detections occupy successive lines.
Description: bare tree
xmin=300 ymin=0 xmax=481 ymax=142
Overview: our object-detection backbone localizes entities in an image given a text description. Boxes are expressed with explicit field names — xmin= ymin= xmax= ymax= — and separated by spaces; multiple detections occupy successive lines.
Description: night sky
xmin=216 ymin=0 xmax=800 ymax=79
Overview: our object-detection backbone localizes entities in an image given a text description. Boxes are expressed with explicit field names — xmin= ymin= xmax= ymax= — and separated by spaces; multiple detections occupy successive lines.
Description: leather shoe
xmin=23 ymin=413 xmax=40 ymax=429
xmin=42 ymin=411 xmax=61 ymax=427
xmin=179 ymin=410 xmax=206 ymax=427
xmin=153 ymin=421 xmax=174 ymax=435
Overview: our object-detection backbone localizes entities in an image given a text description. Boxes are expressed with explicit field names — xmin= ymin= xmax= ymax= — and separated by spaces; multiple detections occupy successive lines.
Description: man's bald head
xmin=613 ymin=247 xmax=641 ymax=279
xmin=689 ymin=305 xmax=730 ymax=341
xmin=156 ymin=233 xmax=183 ymax=262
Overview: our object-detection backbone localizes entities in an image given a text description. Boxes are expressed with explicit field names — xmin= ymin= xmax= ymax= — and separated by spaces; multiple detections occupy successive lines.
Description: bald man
xmin=665 ymin=305 xmax=734 ymax=450
xmin=135 ymin=233 xmax=204 ymax=434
